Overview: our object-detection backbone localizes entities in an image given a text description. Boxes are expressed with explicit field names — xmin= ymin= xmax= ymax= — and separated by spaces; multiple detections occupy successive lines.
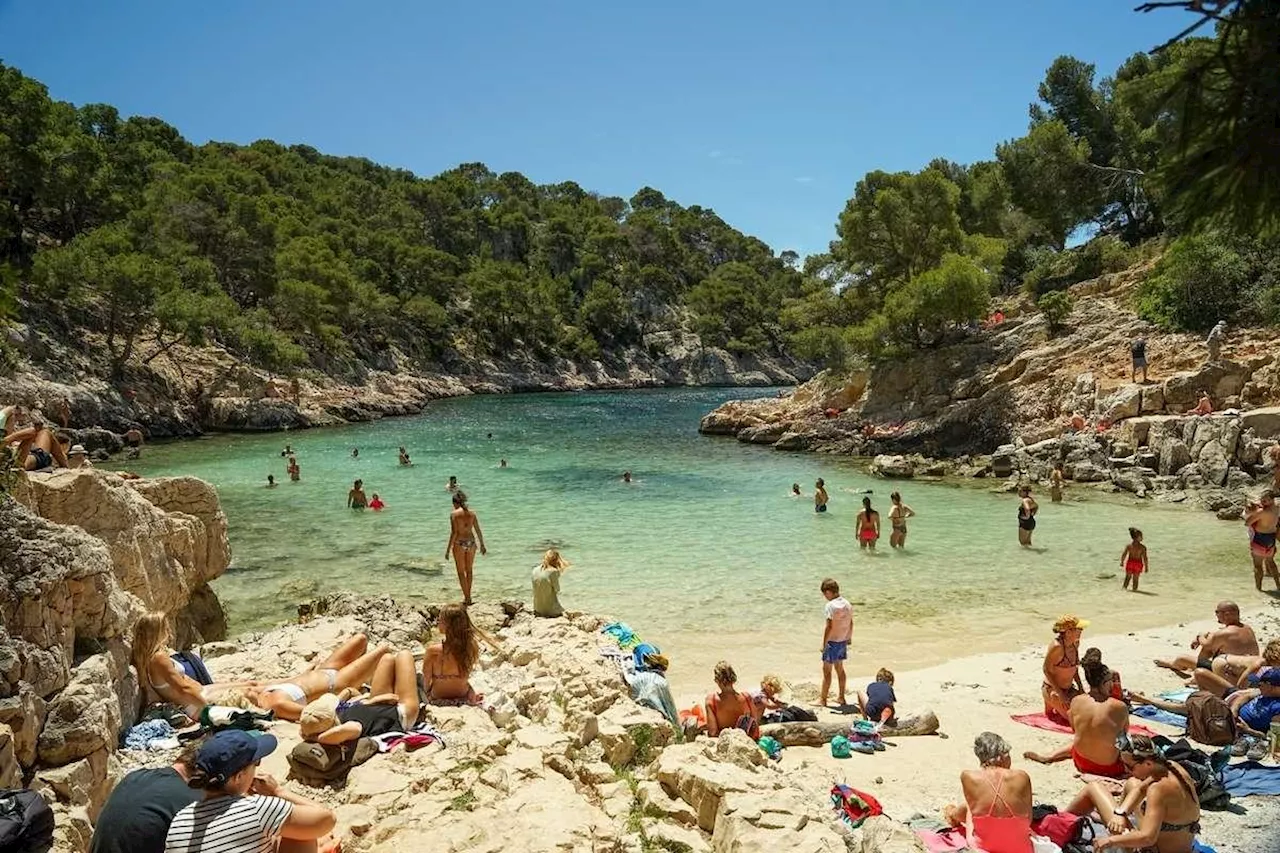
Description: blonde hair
xmin=760 ymin=674 xmax=784 ymax=696
xmin=713 ymin=661 xmax=737 ymax=687
xmin=541 ymin=549 xmax=571 ymax=571
xmin=210 ymin=688 xmax=256 ymax=710
xmin=131 ymin=611 xmax=169 ymax=690
xmin=1264 ymin=638 xmax=1280 ymax=666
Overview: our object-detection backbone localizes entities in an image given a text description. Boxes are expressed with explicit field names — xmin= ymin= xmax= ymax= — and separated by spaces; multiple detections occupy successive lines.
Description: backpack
xmin=1031 ymin=808 xmax=1094 ymax=851
xmin=1155 ymin=736 xmax=1232 ymax=810
xmin=1184 ymin=691 xmax=1237 ymax=747
xmin=830 ymin=784 xmax=883 ymax=828
xmin=0 ymin=789 xmax=55 ymax=853
xmin=286 ymin=738 xmax=378 ymax=786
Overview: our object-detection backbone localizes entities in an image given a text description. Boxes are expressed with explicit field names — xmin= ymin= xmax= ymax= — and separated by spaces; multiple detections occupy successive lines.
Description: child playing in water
xmin=1121 ymin=527 xmax=1148 ymax=592
xmin=369 ymin=493 xmax=385 ymax=511
xmin=859 ymin=668 xmax=896 ymax=724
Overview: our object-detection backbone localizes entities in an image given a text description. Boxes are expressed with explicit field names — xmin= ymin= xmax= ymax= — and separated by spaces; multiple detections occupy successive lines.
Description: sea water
xmin=122 ymin=388 xmax=1256 ymax=695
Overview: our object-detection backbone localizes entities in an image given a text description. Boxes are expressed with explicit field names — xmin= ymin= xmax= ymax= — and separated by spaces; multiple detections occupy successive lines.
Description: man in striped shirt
xmin=164 ymin=730 xmax=335 ymax=853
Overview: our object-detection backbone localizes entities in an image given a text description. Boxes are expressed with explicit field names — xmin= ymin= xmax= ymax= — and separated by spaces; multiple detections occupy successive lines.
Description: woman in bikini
xmin=1121 ymin=527 xmax=1148 ymax=592
xmin=855 ymin=496 xmax=880 ymax=551
xmin=887 ymin=492 xmax=914 ymax=549
xmin=944 ymin=732 xmax=1034 ymax=853
xmin=446 ymin=491 xmax=486 ymax=605
xmin=240 ymin=637 xmax=390 ymax=721
xmin=131 ymin=612 xmax=263 ymax=719
xmin=299 ymin=649 xmax=422 ymax=744
xmin=1041 ymin=615 xmax=1087 ymax=726
xmin=422 ymin=603 xmax=484 ymax=706
xmin=1064 ymin=734 xmax=1201 ymax=853
xmin=704 ymin=660 xmax=759 ymax=740
xmin=1017 ymin=486 xmax=1038 ymax=547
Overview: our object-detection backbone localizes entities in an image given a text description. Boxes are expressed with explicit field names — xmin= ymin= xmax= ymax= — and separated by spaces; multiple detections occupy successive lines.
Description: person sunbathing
xmin=704 ymin=660 xmax=759 ymax=739
xmin=299 ymin=650 xmax=422 ymax=744
xmin=422 ymin=603 xmax=484 ymax=706
xmin=1181 ymin=637 xmax=1280 ymax=697
xmin=943 ymin=732 xmax=1033 ymax=853
xmin=241 ymin=636 xmax=391 ymax=721
xmin=1153 ymin=601 xmax=1258 ymax=678
xmin=131 ymin=612 xmax=263 ymax=718
xmin=1133 ymin=667 xmax=1280 ymax=741
xmin=1025 ymin=660 xmax=1129 ymax=778
xmin=4 ymin=416 xmax=70 ymax=471
xmin=1061 ymin=734 xmax=1200 ymax=853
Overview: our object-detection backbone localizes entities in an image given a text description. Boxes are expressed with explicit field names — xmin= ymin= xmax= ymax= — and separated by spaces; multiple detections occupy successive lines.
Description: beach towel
xmin=601 ymin=622 xmax=641 ymax=649
xmin=1216 ymin=760 xmax=1280 ymax=797
xmin=1131 ymin=704 xmax=1187 ymax=729
xmin=1160 ymin=687 xmax=1196 ymax=702
xmin=1192 ymin=842 xmax=1217 ymax=853
xmin=913 ymin=827 xmax=968 ymax=852
xmin=1011 ymin=712 xmax=1156 ymax=738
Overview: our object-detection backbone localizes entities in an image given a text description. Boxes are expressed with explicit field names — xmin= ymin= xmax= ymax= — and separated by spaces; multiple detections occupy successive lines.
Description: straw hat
xmin=298 ymin=693 xmax=340 ymax=740
xmin=1052 ymin=615 xmax=1090 ymax=634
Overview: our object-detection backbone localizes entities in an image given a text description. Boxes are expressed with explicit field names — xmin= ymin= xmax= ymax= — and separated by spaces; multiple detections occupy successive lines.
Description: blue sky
xmin=0 ymin=1 xmax=1179 ymax=257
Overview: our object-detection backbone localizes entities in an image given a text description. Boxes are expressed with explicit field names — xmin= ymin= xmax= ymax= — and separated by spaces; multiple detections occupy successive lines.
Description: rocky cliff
xmin=700 ymin=265 xmax=1280 ymax=514
xmin=0 ymin=470 xmax=229 ymax=849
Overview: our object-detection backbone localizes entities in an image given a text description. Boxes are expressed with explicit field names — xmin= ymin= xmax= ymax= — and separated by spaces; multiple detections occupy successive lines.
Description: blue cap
xmin=1247 ymin=667 xmax=1280 ymax=687
xmin=195 ymin=730 xmax=277 ymax=785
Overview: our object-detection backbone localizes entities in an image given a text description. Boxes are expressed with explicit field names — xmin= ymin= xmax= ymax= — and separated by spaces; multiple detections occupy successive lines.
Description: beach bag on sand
xmin=0 ymin=788 xmax=55 ymax=853
xmin=1031 ymin=808 xmax=1093 ymax=851
xmin=830 ymin=784 xmax=883 ymax=828
xmin=1155 ymin=737 xmax=1232 ymax=810
xmin=286 ymin=738 xmax=378 ymax=786
xmin=1184 ymin=691 xmax=1237 ymax=747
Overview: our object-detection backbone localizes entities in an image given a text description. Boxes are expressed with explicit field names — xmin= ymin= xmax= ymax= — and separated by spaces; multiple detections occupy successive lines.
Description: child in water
xmin=369 ymin=493 xmax=385 ymax=511
xmin=859 ymin=668 xmax=896 ymax=725
xmin=1121 ymin=527 xmax=1148 ymax=592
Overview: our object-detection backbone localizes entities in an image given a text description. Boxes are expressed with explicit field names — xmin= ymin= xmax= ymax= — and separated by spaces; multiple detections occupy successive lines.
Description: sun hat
xmin=68 ymin=444 xmax=87 ymax=456
xmin=298 ymin=693 xmax=341 ymax=740
xmin=1052 ymin=615 xmax=1090 ymax=634
xmin=195 ymin=730 xmax=278 ymax=785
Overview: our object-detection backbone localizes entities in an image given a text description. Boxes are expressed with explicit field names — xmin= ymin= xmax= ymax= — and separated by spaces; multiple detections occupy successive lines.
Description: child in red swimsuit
xmin=369 ymin=494 xmax=386 ymax=511
xmin=1120 ymin=527 xmax=1147 ymax=592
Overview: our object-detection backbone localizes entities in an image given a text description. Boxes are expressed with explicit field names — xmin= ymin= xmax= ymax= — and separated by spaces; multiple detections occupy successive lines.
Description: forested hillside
xmin=0 ymin=62 xmax=808 ymax=381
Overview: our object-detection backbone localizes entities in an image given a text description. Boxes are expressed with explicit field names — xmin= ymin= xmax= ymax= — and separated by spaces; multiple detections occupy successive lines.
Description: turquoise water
xmin=123 ymin=388 xmax=1253 ymax=694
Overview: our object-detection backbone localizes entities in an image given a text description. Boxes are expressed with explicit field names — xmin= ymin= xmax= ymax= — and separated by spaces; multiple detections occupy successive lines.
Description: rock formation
xmin=0 ymin=470 xmax=230 ymax=849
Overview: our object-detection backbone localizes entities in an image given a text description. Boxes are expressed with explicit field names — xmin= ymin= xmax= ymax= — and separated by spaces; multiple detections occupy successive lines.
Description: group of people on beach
xmin=2 ymin=402 xmax=141 ymax=472
xmin=92 ymin=602 xmax=496 ymax=853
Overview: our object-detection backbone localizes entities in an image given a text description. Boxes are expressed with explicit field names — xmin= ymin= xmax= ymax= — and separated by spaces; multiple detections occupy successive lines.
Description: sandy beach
xmin=658 ymin=601 xmax=1280 ymax=853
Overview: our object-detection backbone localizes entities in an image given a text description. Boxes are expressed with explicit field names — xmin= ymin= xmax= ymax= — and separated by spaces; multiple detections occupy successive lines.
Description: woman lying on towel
xmin=240 ymin=635 xmax=391 ymax=720
xmin=299 ymin=650 xmax=422 ymax=744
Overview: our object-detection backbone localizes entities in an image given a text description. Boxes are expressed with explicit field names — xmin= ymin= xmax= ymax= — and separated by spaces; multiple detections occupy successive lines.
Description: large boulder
xmin=1101 ymin=384 xmax=1142 ymax=422
xmin=205 ymin=397 xmax=309 ymax=431
xmin=37 ymin=652 xmax=127 ymax=766
xmin=869 ymin=455 xmax=915 ymax=479
xmin=1162 ymin=362 xmax=1249 ymax=411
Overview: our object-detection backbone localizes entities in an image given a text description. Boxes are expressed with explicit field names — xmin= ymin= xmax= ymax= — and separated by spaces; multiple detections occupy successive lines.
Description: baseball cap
xmin=1247 ymin=667 xmax=1280 ymax=687
xmin=195 ymin=730 xmax=277 ymax=785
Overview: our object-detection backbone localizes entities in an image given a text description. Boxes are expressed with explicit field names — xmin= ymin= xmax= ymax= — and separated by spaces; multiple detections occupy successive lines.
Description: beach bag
xmin=830 ymin=735 xmax=852 ymax=758
xmin=286 ymin=738 xmax=377 ymax=786
xmin=778 ymin=704 xmax=817 ymax=723
xmin=1031 ymin=809 xmax=1092 ymax=850
xmin=0 ymin=788 xmax=55 ymax=853
xmin=830 ymin=784 xmax=883 ymax=828
xmin=171 ymin=650 xmax=214 ymax=685
xmin=757 ymin=736 xmax=782 ymax=760
xmin=1184 ymin=691 xmax=1237 ymax=747
xmin=1156 ymin=737 xmax=1231 ymax=809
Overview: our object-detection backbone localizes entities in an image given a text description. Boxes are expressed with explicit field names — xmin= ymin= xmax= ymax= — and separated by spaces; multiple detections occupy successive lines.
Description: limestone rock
xmin=0 ymin=724 xmax=19 ymax=788
xmin=737 ymin=424 xmax=787 ymax=445
xmin=869 ymin=455 xmax=915 ymax=479
xmin=655 ymin=741 xmax=761 ymax=832
xmin=1102 ymin=384 xmax=1142 ymax=422
xmin=0 ymin=681 xmax=48 ymax=768
xmin=38 ymin=653 xmax=125 ymax=766
xmin=1140 ymin=384 xmax=1165 ymax=414
xmin=713 ymin=789 xmax=849 ymax=852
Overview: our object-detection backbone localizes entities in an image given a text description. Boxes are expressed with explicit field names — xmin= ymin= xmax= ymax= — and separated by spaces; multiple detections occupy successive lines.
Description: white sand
xmin=675 ymin=601 xmax=1280 ymax=853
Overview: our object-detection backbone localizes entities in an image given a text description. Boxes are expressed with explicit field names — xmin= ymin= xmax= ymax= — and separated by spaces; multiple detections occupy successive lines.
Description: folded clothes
xmin=1131 ymin=704 xmax=1187 ymax=729
xmin=123 ymin=719 xmax=176 ymax=751
xmin=601 ymin=621 xmax=641 ymax=650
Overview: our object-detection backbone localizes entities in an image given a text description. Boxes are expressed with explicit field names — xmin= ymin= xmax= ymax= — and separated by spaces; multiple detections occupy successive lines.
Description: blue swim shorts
xmin=822 ymin=640 xmax=849 ymax=664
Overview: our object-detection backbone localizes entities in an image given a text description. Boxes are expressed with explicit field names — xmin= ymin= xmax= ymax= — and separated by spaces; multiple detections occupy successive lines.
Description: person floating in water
xmin=398 ymin=446 xmax=411 ymax=466
xmin=1017 ymin=486 xmax=1037 ymax=547
xmin=1244 ymin=490 xmax=1280 ymax=591
xmin=266 ymin=475 xmax=277 ymax=488
xmin=369 ymin=493 xmax=385 ymax=511
xmin=348 ymin=479 xmax=368 ymax=509
xmin=499 ymin=459 xmax=508 ymax=469
xmin=351 ymin=447 xmax=359 ymax=459
xmin=856 ymin=497 xmax=880 ymax=550
xmin=887 ymin=491 xmax=914 ymax=549
xmin=281 ymin=444 xmax=293 ymax=458
xmin=1121 ymin=527 xmax=1148 ymax=592
xmin=622 ymin=471 xmax=632 ymax=484
xmin=814 ymin=478 xmax=828 ymax=513
xmin=446 ymin=491 xmax=485 ymax=605
xmin=447 ymin=475 xmax=459 ymax=492
xmin=790 ymin=483 xmax=801 ymax=497
xmin=288 ymin=456 xmax=301 ymax=481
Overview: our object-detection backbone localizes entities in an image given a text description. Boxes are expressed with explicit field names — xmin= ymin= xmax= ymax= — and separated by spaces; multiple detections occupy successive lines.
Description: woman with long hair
xmin=887 ymin=492 xmax=914 ymax=549
xmin=532 ymin=549 xmax=571 ymax=618
xmin=445 ymin=491 xmax=486 ymax=605
xmin=132 ymin=612 xmax=261 ymax=718
xmin=422 ymin=604 xmax=483 ymax=705
xmin=856 ymin=496 xmax=880 ymax=551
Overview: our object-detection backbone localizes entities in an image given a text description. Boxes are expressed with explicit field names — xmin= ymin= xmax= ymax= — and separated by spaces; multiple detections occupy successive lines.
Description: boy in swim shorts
xmin=820 ymin=578 xmax=853 ymax=707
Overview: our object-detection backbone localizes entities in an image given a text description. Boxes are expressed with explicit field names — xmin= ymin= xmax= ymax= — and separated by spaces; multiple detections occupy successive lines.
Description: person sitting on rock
xmin=531 ymin=548 xmax=570 ymax=618
xmin=422 ymin=603 xmax=485 ymax=706
xmin=241 ymin=637 xmax=390 ymax=721
xmin=705 ymin=660 xmax=759 ymax=739
xmin=1185 ymin=390 xmax=1213 ymax=416
xmin=943 ymin=732 xmax=1033 ymax=853
xmin=90 ymin=740 xmax=200 ymax=853
xmin=1025 ymin=660 xmax=1130 ymax=778
xmin=1154 ymin=600 xmax=1259 ymax=677
xmin=131 ymin=612 xmax=263 ymax=719
xmin=67 ymin=443 xmax=93 ymax=469
xmin=3 ymin=414 xmax=70 ymax=471
xmin=299 ymin=650 xmax=422 ymax=745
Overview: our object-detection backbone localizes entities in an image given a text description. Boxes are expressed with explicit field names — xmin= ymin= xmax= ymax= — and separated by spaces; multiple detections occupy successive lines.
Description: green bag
xmin=831 ymin=734 xmax=852 ymax=758
xmin=758 ymin=736 xmax=782 ymax=760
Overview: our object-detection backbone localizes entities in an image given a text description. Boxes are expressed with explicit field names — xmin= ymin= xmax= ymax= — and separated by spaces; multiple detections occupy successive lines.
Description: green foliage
xmin=685 ymin=262 xmax=771 ymax=355
xmin=997 ymin=121 xmax=1097 ymax=250
xmin=855 ymin=254 xmax=991 ymax=353
xmin=1037 ymin=290 xmax=1074 ymax=334
xmin=1135 ymin=233 xmax=1256 ymax=330
xmin=1022 ymin=236 xmax=1138 ymax=297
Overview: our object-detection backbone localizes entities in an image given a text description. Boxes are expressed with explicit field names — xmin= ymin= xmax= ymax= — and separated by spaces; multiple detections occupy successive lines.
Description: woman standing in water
xmin=1017 ymin=486 xmax=1038 ymax=547
xmin=445 ymin=491 xmax=485 ymax=605
xmin=888 ymin=492 xmax=914 ymax=549
xmin=814 ymin=478 xmax=829 ymax=513
xmin=856 ymin=497 xmax=880 ymax=551
xmin=1049 ymin=462 xmax=1065 ymax=503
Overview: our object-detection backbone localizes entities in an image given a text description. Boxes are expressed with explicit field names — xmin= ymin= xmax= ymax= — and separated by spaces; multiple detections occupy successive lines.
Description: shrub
xmin=1136 ymin=234 xmax=1250 ymax=331
xmin=1037 ymin=290 xmax=1073 ymax=335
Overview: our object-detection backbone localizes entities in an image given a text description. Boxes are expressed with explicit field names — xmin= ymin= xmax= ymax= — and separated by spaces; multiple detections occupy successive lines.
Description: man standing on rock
xmin=1130 ymin=336 xmax=1147 ymax=383
xmin=1245 ymin=491 xmax=1280 ymax=591
xmin=1207 ymin=320 xmax=1228 ymax=363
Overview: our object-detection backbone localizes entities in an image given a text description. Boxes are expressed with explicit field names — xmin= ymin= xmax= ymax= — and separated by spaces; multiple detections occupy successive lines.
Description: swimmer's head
xmin=1129 ymin=527 xmax=1142 ymax=542
xmin=791 ymin=483 xmax=800 ymax=493
xmin=862 ymin=496 xmax=872 ymax=512
xmin=371 ymin=493 xmax=380 ymax=501
xmin=815 ymin=478 xmax=824 ymax=488
xmin=267 ymin=475 xmax=275 ymax=485
xmin=890 ymin=491 xmax=901 ymax=504
xmin=875 ymin=668 xmax=894 ymax=684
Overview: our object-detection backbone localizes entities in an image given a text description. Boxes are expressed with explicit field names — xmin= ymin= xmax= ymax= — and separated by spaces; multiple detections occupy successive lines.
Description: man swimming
xmin=622 ymin=471 xmax=632 ymax=484
xmin=1245 ymin=490 xmax=1280 ymax=591
xmin=447 ymin=475 xmax=459 ymax=491
xmin=1154 ymin=601 xmax=1259 ymax=678
xmin=398 ymin=446 xmax=411 ymax=466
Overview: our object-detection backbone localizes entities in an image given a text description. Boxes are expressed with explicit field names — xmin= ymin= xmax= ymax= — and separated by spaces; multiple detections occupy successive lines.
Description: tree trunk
xmin=759 ymin=710 xmax=939 ymax=746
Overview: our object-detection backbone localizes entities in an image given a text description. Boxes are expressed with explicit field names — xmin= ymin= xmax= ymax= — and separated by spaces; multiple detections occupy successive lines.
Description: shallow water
xmin=123 ymin=388 xmax=1255 ymax=695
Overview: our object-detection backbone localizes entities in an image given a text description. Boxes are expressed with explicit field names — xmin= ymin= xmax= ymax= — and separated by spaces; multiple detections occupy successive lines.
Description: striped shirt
xmin=164 ymin=794 xmax=292 ymax=853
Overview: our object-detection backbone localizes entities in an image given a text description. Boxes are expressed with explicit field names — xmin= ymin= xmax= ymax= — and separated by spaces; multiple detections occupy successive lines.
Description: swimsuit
xmin=815 ymin=504 xmax=827 ymax=513
xmin=1250 ymin=528 xmax=1276 ymax=558
xmin=858 ymin=524 xmax=878 ymax=542
xmin=823 ymin=640 xmax=849 ymax=664
xmin=1070 ymin=746 xmax=1126 ymax=778
xmin=708 ymin=691 xmax=759 ymax=740
xmin=455 ymin=537 xmax=477 ymax=551
xmin=970 ymin=771 xmax=1033 ymax=853
xmin=29 ymin=447 xmax=53 ymax=470
xmin=1017 ymin=505 xmax=1036 ymax=531
xmin=263 ymin=682 xmax=307 ymax=703
xmin=1124 ymin=557 xmax=1145 ymax=575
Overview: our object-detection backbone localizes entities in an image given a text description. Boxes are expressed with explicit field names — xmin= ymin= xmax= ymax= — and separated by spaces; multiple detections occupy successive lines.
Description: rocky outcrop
xmin=0 ymin=469 xmax=232 ymax=848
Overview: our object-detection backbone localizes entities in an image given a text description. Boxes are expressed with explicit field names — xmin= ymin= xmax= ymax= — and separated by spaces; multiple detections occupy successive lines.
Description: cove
xmin=123 ymin=388 xmax=1252 ymax=696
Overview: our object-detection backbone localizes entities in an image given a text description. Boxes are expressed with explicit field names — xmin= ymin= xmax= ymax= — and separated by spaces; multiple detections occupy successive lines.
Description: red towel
xmin=1011 ymin=712 xmax=1156 ymax=738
